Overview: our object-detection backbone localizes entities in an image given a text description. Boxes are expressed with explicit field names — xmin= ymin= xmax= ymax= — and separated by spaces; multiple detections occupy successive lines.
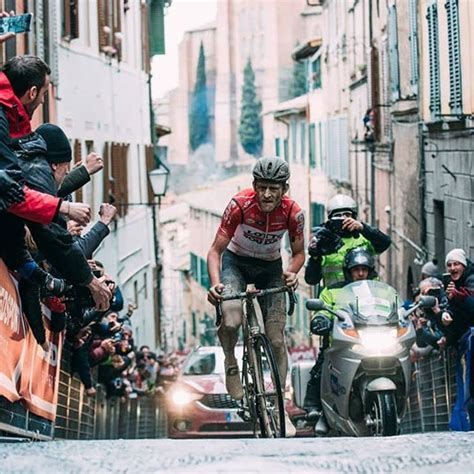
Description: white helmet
xmin=327 ymin=194 xmax=357 ymax=218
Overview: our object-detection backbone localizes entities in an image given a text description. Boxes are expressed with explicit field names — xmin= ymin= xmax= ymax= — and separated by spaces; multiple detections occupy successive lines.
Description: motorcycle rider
xmin=304 ymin=247 xmax=378 ymax=435
xmin=305 ymin=194 xmax=391 ymax=288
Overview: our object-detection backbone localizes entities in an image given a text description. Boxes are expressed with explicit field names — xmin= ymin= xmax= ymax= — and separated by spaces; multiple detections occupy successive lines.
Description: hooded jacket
xmin=0 ymin=72 xmax=60 ymax=223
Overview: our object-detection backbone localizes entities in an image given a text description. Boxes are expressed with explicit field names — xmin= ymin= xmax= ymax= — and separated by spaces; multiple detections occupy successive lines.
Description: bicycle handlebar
xmin=215 ymin=286 xmax=297 ymax=326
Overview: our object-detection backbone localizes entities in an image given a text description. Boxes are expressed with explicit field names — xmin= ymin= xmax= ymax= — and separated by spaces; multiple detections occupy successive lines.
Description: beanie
xmin=445 ymin=248 xmax=467 ymax=267
xmin=421 ymin=260 xmax=438 ymax=277
xmin=35 ymin=124 xmax=72 ymax=164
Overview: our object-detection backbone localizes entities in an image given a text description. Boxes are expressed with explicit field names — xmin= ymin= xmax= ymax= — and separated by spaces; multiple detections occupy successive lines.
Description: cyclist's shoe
xmin=225 ymin=364 xmax=243 ymax=400
xmin=284 ymin=411 xmax=297 ymax=438
xmin=315 ymin=412 xmax=329 ymax=435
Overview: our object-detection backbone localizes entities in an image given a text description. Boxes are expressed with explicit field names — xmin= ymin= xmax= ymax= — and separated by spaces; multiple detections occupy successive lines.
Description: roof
xmin=264 ymin=95 xmax=308 ymax=118
xmin=292 ymin=38 xmax=322 ymax=61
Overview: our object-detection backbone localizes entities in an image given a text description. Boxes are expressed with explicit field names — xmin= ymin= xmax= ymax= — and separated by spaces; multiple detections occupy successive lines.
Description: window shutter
xmin=111 ymin=143 xmax=122 ymax=215
xmin=445 ymin=0 xmax=462 ymax=114
xmin=113 ymin=0 xmax=122 ymax=60
xmin=311 ymin=202 xmax=325 ymax=228
xmin=408 ymin=0 xmax=419 ymax=95
xmin=309 ymin=123 xmax=316 ymax=169
xmin=141 ymin=1 xmax=150 ymax=72
xmin=149 ymin=0 xmax=166 ymax=56
xmin=145 ymin=145 xmax=155 ymax=202
xmin=274 ymin=138 xmax=281 ymax=157
xmin=426 ymin=2 xmax=441 ymax=120
xmin=73 ymin=140 xmax=83 ymax=202
xmin=300 ymin=122 xmax=306 ymax=164
xmin=97 ymin=0 xmax=108 ymax=51
xmin=388 ymin=4 xmax=400 ymax=101
xmin=122 ymin=144 xmax=129 ymax=215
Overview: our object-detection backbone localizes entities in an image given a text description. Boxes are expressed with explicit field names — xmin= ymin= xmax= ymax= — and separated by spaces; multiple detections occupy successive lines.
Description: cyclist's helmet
xmin=252 ymin=156 xmax=290 ymax=184
xmin=327 ymin=194 xmax=358 ymax=219
xmin=343 ymin=247 xmax=376 ymax=281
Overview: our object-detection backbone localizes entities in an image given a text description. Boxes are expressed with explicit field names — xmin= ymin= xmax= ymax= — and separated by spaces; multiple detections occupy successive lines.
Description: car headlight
xmin=168 ymin=387 xmax=203 ymax=406
xmin=352 ymin=328 xmax=403 ymax=356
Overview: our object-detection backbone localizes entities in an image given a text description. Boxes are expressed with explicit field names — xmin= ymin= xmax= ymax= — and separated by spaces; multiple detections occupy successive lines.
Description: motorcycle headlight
xmin=352 ymin=328 xmax=403 ymax=356
xmin=168 ymin=387 xmax=203 ymax=406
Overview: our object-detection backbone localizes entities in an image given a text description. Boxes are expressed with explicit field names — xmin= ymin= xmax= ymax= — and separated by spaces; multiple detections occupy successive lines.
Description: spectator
xmin=441 ymin=249 xmax=474 ymax=345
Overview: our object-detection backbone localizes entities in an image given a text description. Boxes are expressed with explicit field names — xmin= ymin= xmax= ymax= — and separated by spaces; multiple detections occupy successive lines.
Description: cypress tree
xmin=238 ymin=58 xmax=263 ymax=157
xmin=189 ymin=42 xmax=209 ymax=151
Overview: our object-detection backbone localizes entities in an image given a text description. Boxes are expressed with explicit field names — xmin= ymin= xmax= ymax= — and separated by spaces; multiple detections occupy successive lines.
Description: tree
xmin=189 ymin=42 xmax=209 ymax=151
xmin=238 ymin=58 xmax=263 ymax=156
xmin=289 ymin=60 xmax=307 ymax=98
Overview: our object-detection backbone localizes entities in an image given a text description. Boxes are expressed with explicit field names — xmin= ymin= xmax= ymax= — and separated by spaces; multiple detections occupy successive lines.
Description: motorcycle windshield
xmin=335 ymin=280 xmax=398 ymax=325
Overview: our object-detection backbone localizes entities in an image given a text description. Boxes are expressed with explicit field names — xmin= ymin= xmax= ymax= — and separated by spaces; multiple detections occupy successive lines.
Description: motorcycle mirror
xmin=419 ymin=295 xmax=437 ymax=308
xmin=306 ymin=299 xmax=325 ymax=311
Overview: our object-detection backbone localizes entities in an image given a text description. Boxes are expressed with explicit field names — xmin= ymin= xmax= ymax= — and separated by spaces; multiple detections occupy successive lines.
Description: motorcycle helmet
xmin=343 ymin=247 xmax=376 ymax=281
xmin=327 ymin=194 xmax=358 ymax=219
xmin=252 ymin=156 xmax=290 ymax=184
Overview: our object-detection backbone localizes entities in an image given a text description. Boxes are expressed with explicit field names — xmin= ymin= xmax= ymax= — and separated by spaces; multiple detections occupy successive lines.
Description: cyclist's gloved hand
xmin=207 ymin=283 xmax=224 ymax=306
xmin=310 ymin=314 xmax=333 ymax=336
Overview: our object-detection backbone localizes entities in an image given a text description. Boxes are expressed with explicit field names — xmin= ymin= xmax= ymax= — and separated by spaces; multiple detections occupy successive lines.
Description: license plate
xmin=225 ymin=410 xmax=242 ymax=423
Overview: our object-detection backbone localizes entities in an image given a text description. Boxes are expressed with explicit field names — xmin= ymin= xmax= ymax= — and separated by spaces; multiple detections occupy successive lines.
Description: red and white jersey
xmin=217 ymin=189 xmax=305 ymax=261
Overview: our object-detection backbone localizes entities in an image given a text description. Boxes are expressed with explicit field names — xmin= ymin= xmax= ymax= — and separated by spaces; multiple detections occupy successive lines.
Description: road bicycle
xmin=216 ymin=285 xmax=296 ymax=438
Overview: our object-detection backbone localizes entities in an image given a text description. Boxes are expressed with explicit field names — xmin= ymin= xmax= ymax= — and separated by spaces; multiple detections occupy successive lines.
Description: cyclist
xmin=305 ymin=194 xmax=391 ymax=288
xmin=207 ymin=156 xmax=305 ymax=437
xmin=304 ymin=247 xmax=378 ymax=435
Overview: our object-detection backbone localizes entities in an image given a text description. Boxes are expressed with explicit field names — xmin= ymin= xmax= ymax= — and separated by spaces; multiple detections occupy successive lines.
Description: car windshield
xmin=335 ymin=280 xmax=399 ymax=325
xmin=182 ymin=347 xmax=243 ymax=375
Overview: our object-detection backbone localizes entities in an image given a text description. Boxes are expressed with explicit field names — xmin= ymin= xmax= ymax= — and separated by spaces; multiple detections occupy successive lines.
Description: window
xmin=408 ymin=0 xmax=419 ymax=95
xmin=310 ymin=56 xmax=321 ymax=90
xmin=97 ymin=0 xmax=122 ymax=58
xmin=327 ymin=117 xmax=349 ymax=183
xmin=62 ymin=0 xmax=79 ymax=40
xmin=388 ymin=3 xmax=400 ymax=101
xmin=102 ymin=142 xmax=111 ymax=203
xmin=433 ymin=200 xmax=445 ymax=265
xmin=426 ymin=0 xmax=441 ymax=120
xmin=445 ymin=0 xmax=462 ymax=114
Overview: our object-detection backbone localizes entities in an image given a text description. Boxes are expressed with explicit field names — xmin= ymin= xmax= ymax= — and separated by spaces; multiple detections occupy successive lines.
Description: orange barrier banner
xmin=0 ymin=260 xmax=62 ymax=421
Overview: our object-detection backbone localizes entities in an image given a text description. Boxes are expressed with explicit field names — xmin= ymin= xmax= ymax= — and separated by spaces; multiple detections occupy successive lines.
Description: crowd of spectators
xmin=0 ymin=50 xmax=185 ymax=400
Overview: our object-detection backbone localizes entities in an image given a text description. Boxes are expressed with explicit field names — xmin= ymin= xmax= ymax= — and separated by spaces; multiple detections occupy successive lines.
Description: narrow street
xmin=1 ymin=433 xmax=474 ymax=473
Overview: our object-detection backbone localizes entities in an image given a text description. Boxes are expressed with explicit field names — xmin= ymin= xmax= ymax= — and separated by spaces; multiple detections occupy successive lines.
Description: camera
xmin=64 ymin=285 xmax=95 ymax=309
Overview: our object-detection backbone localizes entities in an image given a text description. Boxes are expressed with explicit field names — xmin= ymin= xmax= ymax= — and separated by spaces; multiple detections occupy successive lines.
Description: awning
xmin=292 ymin=38 xmax=322 ymax=61
xmin=264 ymin=95 xmax=308 ymax=118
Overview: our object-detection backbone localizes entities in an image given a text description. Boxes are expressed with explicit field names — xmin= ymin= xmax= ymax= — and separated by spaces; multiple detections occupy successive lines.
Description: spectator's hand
xmin=85 ymin=152 xmax=104 ymax=175
xmin=437 ymin=336 xmax=447 ymax=350
xmin=67 ymin=219 xmax=83 ymax=236
xmin=101 ymin=338 xmax=115 ymax=354
xmin=99 ymin=203 xmax=117 ymax=225
xmin=342 ymin=217 xmax=363 ymax=233
xmin=0 ymin=11 xmax=16 ymax=44
xmin=127 ymin=302 xmax=136 ymax=316
xmin=446 ymin=282 xmax=456 ymax=300
xmin=283 ymin=271 xmax=298 ymax=289
xmin=207 ymin=283 xmax=224 ymax=306
xmin=61 ymin=201 xmax=91 ymax=226
xmin=441 ymin=312 xmax=453 ymax=326
xmin=86 ymin=276 xmax=112 ymax=311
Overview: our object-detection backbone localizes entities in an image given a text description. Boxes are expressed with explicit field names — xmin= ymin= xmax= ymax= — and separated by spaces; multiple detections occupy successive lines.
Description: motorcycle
xmin=292 ymin=280 xmax=436 ymax=436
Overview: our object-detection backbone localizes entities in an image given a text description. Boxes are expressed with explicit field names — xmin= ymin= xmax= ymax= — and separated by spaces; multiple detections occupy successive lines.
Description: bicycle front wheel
xmin=251 ymin=333 xmax=286 ymax=438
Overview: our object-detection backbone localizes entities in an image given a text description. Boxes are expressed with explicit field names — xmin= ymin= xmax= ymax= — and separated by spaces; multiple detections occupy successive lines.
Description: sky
xmin=151 ymin=0 xmax=218 ymax=100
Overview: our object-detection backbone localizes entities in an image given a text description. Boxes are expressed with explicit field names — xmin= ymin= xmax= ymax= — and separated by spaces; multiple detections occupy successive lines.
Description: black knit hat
xmin=35 ymin=124 xmax=72 ymax=164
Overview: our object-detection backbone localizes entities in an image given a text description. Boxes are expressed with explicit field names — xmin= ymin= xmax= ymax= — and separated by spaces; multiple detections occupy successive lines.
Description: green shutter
xmin=309 ymin=123 xmax=316 ymax=168
xmin=408 ymin=0 xmax=419 ymax=95
xmin=283 ymin=139 xmax=289 ymax=162
xmin=149 ymin=0 xmax=166 ymax=56
xmin=311 ymin=202 xmax=325 ymax=228
xmin=275 ymin=137 xmax=281 ymax=157
xmin=190 ymin=253 xmax=198 ymax=280
xmin=388 ymin=4 xmax=400 ymax=101
xmin=300 ymin=122 xmax=306 ymax=164
xmin=311 ymin=57 xmax=321 ymax=89
xmin=445 ymin=0 xmax=462 ymax=114
xmin=192 ymin=312 xmax=197 ymax=337
xmin=291 ymin=119 xmax=297 ymax=163
xmin=426 ymin=1 xmax=441 ymax=120
xmin=200 ymin=258 xmax=209 ymax=289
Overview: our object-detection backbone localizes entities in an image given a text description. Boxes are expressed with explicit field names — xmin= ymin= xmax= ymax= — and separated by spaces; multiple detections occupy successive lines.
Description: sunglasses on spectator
xmin=331 ymin=211 xmax=353 ymax=219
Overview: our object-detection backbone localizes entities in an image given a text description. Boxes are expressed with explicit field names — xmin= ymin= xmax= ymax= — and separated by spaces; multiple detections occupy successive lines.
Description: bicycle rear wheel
xmin=251 ymin=333 xmax=285 ymax=438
